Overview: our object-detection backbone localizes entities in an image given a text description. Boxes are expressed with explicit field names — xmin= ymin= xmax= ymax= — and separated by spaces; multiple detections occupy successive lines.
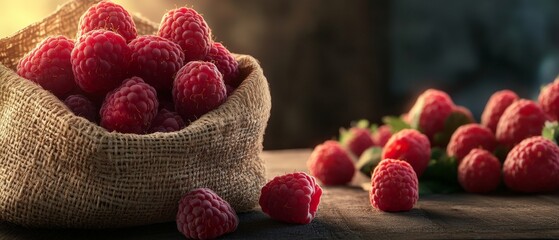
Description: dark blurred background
xmin=2 ymin=0 xmax=559 ymax=149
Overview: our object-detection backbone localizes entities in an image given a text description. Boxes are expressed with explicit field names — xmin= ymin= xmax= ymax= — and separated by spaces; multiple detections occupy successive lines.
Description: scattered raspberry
xmin=408 ymin=89 xmax=455 ymax=142
xmin=447 ymin=124 xmax=496 ymax=163
xmin=71 ymin=29 xmax=132 ymax=97
xmin=372 ymin=124 xmax=392 ymax=147
xmin=370 ymin=159 xmax=418 ymax=212
xmin=173 ymin=61 xmax=227 ymax=121
xmin=503 ymin=136 xmax=559 ymax=193
xmin=481 ymin=90 xmax=518 ymax=133
xmin=64 ymin=94 xmax=98 ymax=123
xmin=495 ymin=99 xmax=547 ymax=149
xmin=177 ymin=188 xmax=238 ymax=239
xmin=100 ymin=77 xmax=158 ymax=134
xmin=538 ymin=78 xmax=559 ymax=121
xmin=158 ymin=7 xmax=212 ymax=62
xmin=129 ymin=35 xmax=185 ymax=92
xmin=382 ymin=129 xmax=431 ymax=177
xmin=17 ymin=36 xmax=78 ymax=99
xmin=148 ymin=109 xmax=186 ymax=133
xmin=204 ymin=42 xmax=240 ymax=87
xmin=307 ymin=140 xmax=355 ymax=185
xmin=259 ymin=172 xmax=322 ymax=224
xmin=342 ymin=127 xmax=375 ymax=157
xmin=458 ymin=149 xmax=501 ymax=193
xmin=77 ymin=1 xmax=137 ymax=42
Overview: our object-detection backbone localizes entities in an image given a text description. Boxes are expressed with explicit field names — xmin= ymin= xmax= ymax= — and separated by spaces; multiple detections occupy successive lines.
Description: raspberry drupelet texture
xmin=458 ymin=149 xmax=501 ymax=193
xmin=100 ymin=77 xmax=158 ymax=134
xmin=307 ymin=140 xmax=355 ymax=185
xmin=408 ymin=89 xmax=455 ymax=142
xmin=176 ymin=188 xmax=238 ymax=240
xmin=343 ymin=127 xmax=375 ymax=157
xmin=204 ymin=42 xmax=240 ymax=87
xmin=17 ymin=36 xmax=78 ymax=99
xmin=495 ymin=99 xmax=547 ymax=149
xmin=370 ymin=159 xmax=418 ymax=212
xmin=148 ymin=109 xmax=186 ymax=133
xmin=129 ymin=35 xmax=185 ymax=92
xmin=447 ymin=124 xmax=497 ymax=163
xmin=382 ymin=129 xmax=431 ymax=177
xmin=481 ymin=90 xmax=518 ymax=133
xmin=77 ymin=1 xmax=137 ymax=43
xmin=71 ymin=29 xmax=132 ymax=97
xmin=64 ymin=94 xmax=98 ymax=123
xmin=259 ymin=172 xmax=323 ymax=224
xmin=173 ymin=61 xmax=226 ymax=121
xmin=372 ymin=124 xmax=392 ymax=147
xmin=539 ymin=78 xmax=559 ymax=121
xmin=158 ymin=7 xmax=212 ymax=62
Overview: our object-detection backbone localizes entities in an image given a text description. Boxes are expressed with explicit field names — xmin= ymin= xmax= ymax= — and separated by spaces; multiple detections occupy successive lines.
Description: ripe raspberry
xmin=458 ymin=149 xmax=501 ymax=193
xmin=77 ymin=1 xmax=137 ymax=43
xmin=382 ymin=129 xmax=431 ymax=177
xmin=148 ymin=109 xmax=186 ymax=133
xmin=370 ymin=159 xmax=418 ymax=212
xmin=64 ymin=94 xmax=97 ymax=123
xmin=204 ymin=42 xmax=240 ymax=87
xmin=481 ymin=90 xmax=518 ymax=133
xmin=539 ymin=78 xmax=559 ymax=121
xmin=447 ymin=124 xmax=496 ymax=163
xmin=372 ymin=124 xmax=392 ymax=147
xmin=158 ymin=7 xmax=211 ymax=62
xmin=259 ymin=172 xmax=323 ymax=224
xmin=173 ymin=61 xmax=226 ymax=121
xmin=307 ymin=140 xmax=355 ymax=185
xmin=503 ymin=136 xmax=559 ymax=192
xmin=72 ymin=30 xmax=132 ymax=97
xmin=342 ymin=127 xmax=375 ymax=157
xmin=177 ymin=188 xmax=238 ymax=239
xmin=495 ymin=99 xmax=547 ymax=149
xmin=100 ymin=77 xmax=158 ymax=134
xmin=408 ymin=89 xmax=455 ymax=141
xmin=17 ymin=36 xmax=78 ymax=99
xmin=129 ymin=35 xmax=185 ymax=92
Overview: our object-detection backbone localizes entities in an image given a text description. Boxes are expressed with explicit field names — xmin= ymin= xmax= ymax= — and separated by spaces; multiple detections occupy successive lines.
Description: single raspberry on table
xmin=503 ymin=136 xmax=559 ymax=193
xmin=539 ymin=78 xmax=559 ymax=121
xmin=17 ymin=36 xmax=78 ymax=99
xmin=495 ymin=99 xmax=547 ymax=149
xmin=129 ymin=35 xmax=185 ymax=92
xmin=64 ymin=94 xmax=98 ymax=123
xmin=77 ymin=1 xmax=137 ymax=43
xmin=100 ymin=77 xmax=158 ymax=134
xmin=341 ymin=127 xmax=375 ymax=158
xmin=370 ymin=159 xmax=418 ymax=212
xmin=481 ymin=90 xmax=518 ymax=133
xmin=372 ymin=124 xmax=392 ymax=147
xmin=408 ymin=89 xmax=455 ymax=142
xmin=204 ymin=42 xmax=240 ymax=87
xmin=158 ymin=7 xmax=212 ymax=62
xmin=382 ymin=129 xmax=431 ymax=177
xmin=259 ymin=172 xmax=323 ymax=224
xmin=177 ymin=188 xmax=238 ymax=240
xmin=71 ymin=29 xmax=132 ymax=97
xmin=148 ymin=109 xmax=186 ymax=133
xmin=307 ymin=140 xmax=355 ymax=185
xmin=458 ymin=149 xmax=501 ymax=193
xmin=173 ymin=61 xmax=227 ymax=121
xmin=447 ymin=124 xmax=496 ymax=163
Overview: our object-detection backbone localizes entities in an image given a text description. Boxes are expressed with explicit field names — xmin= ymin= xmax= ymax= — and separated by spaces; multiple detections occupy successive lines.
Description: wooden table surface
xmin=2 ymin=149 xmax=559 ymax=239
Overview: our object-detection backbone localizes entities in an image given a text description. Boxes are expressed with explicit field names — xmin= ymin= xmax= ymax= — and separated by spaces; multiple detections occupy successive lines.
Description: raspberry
xmin=458 ymin=149 xmax=501 ymax=193
xmin=148 ymin=109 xmax=186 ymax=133
xmin=204 ymin=42 xmax=240 ymax=87
xmin=495 ymin=99 xmax=547 ymax=149
xmin=408 ymin=89 xmax=455 ymax=141
xmin=307 ymin=140 xmax=355 ymax=185
xmin=177 ymin=188 xmax=238 ymax=239
xmin=158 ymin=7 xmax=212 ymax=62
xmin=370 ymin=159 xmax=418 ymax=212
xmin=173 ymin=61 xmax=226 ymax=121
xmin=372 ymin=124 xmax=392 ymax=147
xmin=539 ymin=78 xmax=559 ymax=121
xmin=503 ymin=136 xmax=559 ymax=193
xmin=71 ymin=30 xmax=132 ymax=97
xmin=454 ymin=105 xmax=475 ymax=123
xmin=129 ymin=35 xmax=185 ymax=92
xmin=481 ymin=90 xmax=518 ymax=133
xmin=342 ymin=127 xmax=375 ymax=157
xmin=77 ymin=1 xmax=137 ymax=43
xmin=447 ymin=124 xmax=496 ymax=163
xmin=17 ymin=36 xmax=78 ymax=99
xmin=382 ymin=129 xmax=431 ymax=177
xmin=64 ymin=94 xmax=97 ymax=123
xmin=100 ymin=77 xmax=158 ymax=134
xmin=225 ymin=84 xmax=235 ymax=97
xmin=259 ymin=172 xmax=323 ymax=224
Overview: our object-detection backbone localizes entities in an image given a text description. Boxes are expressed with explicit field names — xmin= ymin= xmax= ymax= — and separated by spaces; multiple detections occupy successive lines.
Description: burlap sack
xmin=0 ymin=0 xmax=270 ymax=228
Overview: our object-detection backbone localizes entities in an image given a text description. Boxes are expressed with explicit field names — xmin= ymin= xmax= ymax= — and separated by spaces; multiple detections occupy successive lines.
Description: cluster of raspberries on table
xmin=17 ymin=1 xmax=240 ymax=134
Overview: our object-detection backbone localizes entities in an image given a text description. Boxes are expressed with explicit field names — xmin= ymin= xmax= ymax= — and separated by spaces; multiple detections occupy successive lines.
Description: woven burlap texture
xmin=0 ymin=0 xmax=270 ymax=228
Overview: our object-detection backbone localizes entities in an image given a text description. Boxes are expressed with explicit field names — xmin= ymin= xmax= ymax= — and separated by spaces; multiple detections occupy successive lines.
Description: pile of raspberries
xmin=17 ymin=1 xmax=241 ymax=134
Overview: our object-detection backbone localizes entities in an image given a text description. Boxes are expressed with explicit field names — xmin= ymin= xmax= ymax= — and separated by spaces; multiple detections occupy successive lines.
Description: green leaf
xmin=419 ymin=180 xmax=462 ymax=195
xmin=420 ymin=147 xmax=459 ymax=185
xmin=432 ymin=111 xmax=474 ymax=147
xmin=382 ymin=116 xmax=411 ymax=133
xmin=542 ymin=121 xmax=559 ymax=144
xmin=356 ymin=146 xmax=383 ymax=177
xmin=354 ymin=119 xmax=370 ymax=129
